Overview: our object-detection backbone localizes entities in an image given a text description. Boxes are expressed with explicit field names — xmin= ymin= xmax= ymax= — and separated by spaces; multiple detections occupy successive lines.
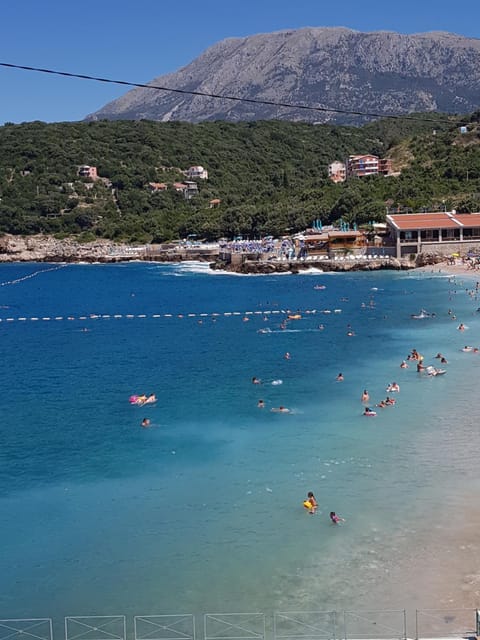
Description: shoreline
xmin=3 ymin=233 xmax=478 ymax=276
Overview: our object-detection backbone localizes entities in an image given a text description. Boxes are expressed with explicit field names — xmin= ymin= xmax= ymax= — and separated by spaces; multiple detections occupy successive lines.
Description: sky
xmin=1 ymin=0 xmax=480 ymax=125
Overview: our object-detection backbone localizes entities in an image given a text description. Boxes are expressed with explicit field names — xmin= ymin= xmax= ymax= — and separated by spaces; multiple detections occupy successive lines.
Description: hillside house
xmin=347 ymin=155 xmax=392 ymax=178
xmin=186 ymin=165 xmax=208 ymax=180
xmin=328 ymin=161 xmax=346 ymax=183
xmin=146 ymin=182 xmax=168 ymax=192
xmin=173 ymin=181 xmax=199 ymax=200
xmin=78 ymin=165 xmax=98 ymax=180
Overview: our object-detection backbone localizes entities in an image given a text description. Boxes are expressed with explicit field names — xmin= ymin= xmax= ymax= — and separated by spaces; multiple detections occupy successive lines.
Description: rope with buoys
xmin=0 ymin=308 xmax=343 ymax=324
xmin=0 ymin=264 xmax=69 ymax=287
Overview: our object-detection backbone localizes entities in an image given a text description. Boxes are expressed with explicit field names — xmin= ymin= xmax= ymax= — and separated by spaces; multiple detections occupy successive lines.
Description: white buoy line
xmin=0 ymin=264 xmax=69 ymax=287
xmin=0 ymin=308 xmax=343 ymax=325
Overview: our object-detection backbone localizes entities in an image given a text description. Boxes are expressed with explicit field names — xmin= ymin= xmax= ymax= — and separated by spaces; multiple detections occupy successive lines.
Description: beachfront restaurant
xmin=386 ymin=211 xmax=480 ymax=258
xmin=298 ymin=230 xmax=367 ymax=257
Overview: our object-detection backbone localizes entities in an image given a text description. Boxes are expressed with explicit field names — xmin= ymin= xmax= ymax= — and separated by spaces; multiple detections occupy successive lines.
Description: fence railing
xmin=1 ymin=610 xmax=479 ymax=640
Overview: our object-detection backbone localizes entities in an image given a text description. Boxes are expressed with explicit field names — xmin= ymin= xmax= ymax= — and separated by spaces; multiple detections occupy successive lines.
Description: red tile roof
xmin=387 ymin=212 xmax=460 ymax=230
xmin=451 ymin=214 xmax=480 ymax=226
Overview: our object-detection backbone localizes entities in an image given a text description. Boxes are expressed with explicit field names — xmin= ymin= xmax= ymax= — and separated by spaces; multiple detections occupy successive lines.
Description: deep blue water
xmin=1 ymin=262 xmax=480 ymax=619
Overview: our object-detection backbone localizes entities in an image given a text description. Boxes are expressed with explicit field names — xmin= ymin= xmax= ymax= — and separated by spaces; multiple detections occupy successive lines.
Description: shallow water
xmin=1 ymin=262 xmax=479 ymax=620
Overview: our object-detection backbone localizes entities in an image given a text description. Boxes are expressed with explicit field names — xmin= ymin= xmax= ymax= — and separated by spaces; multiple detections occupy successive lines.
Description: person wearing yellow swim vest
xmin=303 ymin=491 xmax=318 ymax=514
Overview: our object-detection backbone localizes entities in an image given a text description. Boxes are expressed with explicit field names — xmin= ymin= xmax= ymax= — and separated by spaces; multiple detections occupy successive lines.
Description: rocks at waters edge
xmin=209 ymin=257 xmax=413 ymax=274
xmin=0 ymin=235 xmax=126 ymax=263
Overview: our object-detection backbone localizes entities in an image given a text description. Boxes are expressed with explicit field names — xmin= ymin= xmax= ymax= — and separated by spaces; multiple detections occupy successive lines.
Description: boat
xmin=314 ymin=285 xmax=326 ymax=290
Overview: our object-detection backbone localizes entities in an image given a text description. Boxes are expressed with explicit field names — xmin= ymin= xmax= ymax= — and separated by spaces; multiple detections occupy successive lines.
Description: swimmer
xmin=252 ymin=377 xmax=261 ymax=384
xmin=141 ymin=418 xmax=150 ymax=428
xmin=284 ymin=352 xmax=291 ymax=360
xmin=361 ymin=389 xmax=370 ymax=403
xmin=440 ymin=356 xmax=448 ymax=364
xmin=257 ymin=399 xmax=265 ymax=408
xmin=386 ymin=382 xmax=400 ymax=392
xmin=304 ymin=491 xmax=318 ymax=514
xmin=330 ymin=511 xmax=345 ymax=524
xmin=271 ymin=406 xmax=291 ymax=413
xmin=336 ymin=373 xmax=344 ymax=381
xmin=400 ymin=360 xmax=409 ymax=368
xmin=458 ymin=323 xmax=465 ymax=331
xmin=363 ymin=407 xmax=376 ymax=416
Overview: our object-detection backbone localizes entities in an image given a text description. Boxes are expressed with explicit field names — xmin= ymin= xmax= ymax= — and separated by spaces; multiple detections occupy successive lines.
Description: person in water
xmin=330 ymin=511 xmax=345 ymax=524
xmin=304 ymin=491 xmax=318 ymax=514
xmin=361 ymin=390 xmax=370 ymax=402
xmin=271 ymin=406 xmax=290 ymax=413
xmin=257 ymin=399 xmax=265 ymax=408
xmin=252 ymin=377 xmax=261 ymax=384
xmin=141 ymin=418 xmax=150 ymax=428
xmin=336 ymin=373 xmax=344 ymax=381
xmin=400 ymin=360 xmax=409 ymax=368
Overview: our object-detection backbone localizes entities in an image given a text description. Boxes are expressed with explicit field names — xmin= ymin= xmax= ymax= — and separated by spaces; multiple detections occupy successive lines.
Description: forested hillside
xmin=1 ymin=113 xmax=480 ymax=242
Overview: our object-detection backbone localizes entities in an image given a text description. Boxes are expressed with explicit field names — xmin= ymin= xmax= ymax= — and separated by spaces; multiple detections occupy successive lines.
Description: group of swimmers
xmin=303 ymin=491 xmax=345 ymax=524
xmin=252 ymin=369 xmax=291 ymax=412
xmin=361 ymin=379 xmax=401 ymax=415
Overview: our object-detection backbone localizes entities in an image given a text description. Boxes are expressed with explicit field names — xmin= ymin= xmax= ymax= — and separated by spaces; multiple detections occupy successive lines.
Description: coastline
xmin=0 ymin=233 xmax=417 ymax=272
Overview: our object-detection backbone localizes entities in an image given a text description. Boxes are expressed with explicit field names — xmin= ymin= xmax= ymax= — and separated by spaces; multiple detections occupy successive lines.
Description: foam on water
xmin=0 ymin=263 xmax=479 ymax=617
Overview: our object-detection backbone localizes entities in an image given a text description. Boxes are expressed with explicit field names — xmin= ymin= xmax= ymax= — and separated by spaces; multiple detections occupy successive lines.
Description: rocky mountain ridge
xmin=86 ymin=27 xmax=480 ymax=125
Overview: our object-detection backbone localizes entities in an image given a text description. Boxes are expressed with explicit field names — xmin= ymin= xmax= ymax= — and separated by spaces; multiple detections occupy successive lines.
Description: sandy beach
xmin=416 ymin=259 xmax=480 ymax=279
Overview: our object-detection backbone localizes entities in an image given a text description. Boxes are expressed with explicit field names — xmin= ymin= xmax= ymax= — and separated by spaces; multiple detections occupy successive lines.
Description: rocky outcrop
xmin=0 ymin=234 xmax=133 ymax=263
xmin=210 ymin=257 xmax=413 ymax=274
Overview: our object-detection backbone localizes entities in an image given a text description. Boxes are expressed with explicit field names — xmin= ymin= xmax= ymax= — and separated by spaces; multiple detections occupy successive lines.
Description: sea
xmin=1 ymin=261 xmax=480 ymax=630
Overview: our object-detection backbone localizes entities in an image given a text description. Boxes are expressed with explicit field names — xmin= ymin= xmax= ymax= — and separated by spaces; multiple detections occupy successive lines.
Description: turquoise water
xmin=1 ymin=262 xmax=480 ymax=618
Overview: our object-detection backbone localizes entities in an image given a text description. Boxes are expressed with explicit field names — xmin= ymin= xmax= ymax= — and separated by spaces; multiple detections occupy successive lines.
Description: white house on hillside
xmin=186 ymin=165 xmax=208 ymax=180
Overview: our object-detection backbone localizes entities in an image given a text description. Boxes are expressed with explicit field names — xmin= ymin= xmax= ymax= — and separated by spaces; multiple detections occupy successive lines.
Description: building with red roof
xmin=386 ymin=211 xmax=480 ymax=258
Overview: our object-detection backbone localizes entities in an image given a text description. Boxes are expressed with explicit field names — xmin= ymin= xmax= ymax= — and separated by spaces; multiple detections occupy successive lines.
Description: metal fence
xmin=1 ymin=610 xmax=479 ymax=640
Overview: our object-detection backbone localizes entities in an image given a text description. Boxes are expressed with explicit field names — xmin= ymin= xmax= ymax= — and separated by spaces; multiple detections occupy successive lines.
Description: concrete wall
xmin=399 ymin=240 xmax=480 ymax=258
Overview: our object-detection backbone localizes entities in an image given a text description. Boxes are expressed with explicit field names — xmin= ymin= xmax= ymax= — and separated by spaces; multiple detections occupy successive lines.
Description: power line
xmin=0 ymin=60 xmax=464 ymax=125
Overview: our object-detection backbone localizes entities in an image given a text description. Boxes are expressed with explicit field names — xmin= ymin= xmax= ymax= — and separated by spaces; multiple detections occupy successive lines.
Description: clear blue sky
xmin=1 ymin=0 xmax=479 ymax=125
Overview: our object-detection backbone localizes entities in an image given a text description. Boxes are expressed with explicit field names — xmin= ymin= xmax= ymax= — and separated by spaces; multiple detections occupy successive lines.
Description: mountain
xmin=86 ymin=27 xmax=480 ymax=125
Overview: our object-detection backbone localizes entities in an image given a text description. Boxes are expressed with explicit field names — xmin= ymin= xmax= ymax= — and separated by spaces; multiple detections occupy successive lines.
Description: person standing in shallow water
xmin=361 ymin=389 xmax=369 ymax=403
xmin=303 ymin=491 xmax=318 ymax=514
